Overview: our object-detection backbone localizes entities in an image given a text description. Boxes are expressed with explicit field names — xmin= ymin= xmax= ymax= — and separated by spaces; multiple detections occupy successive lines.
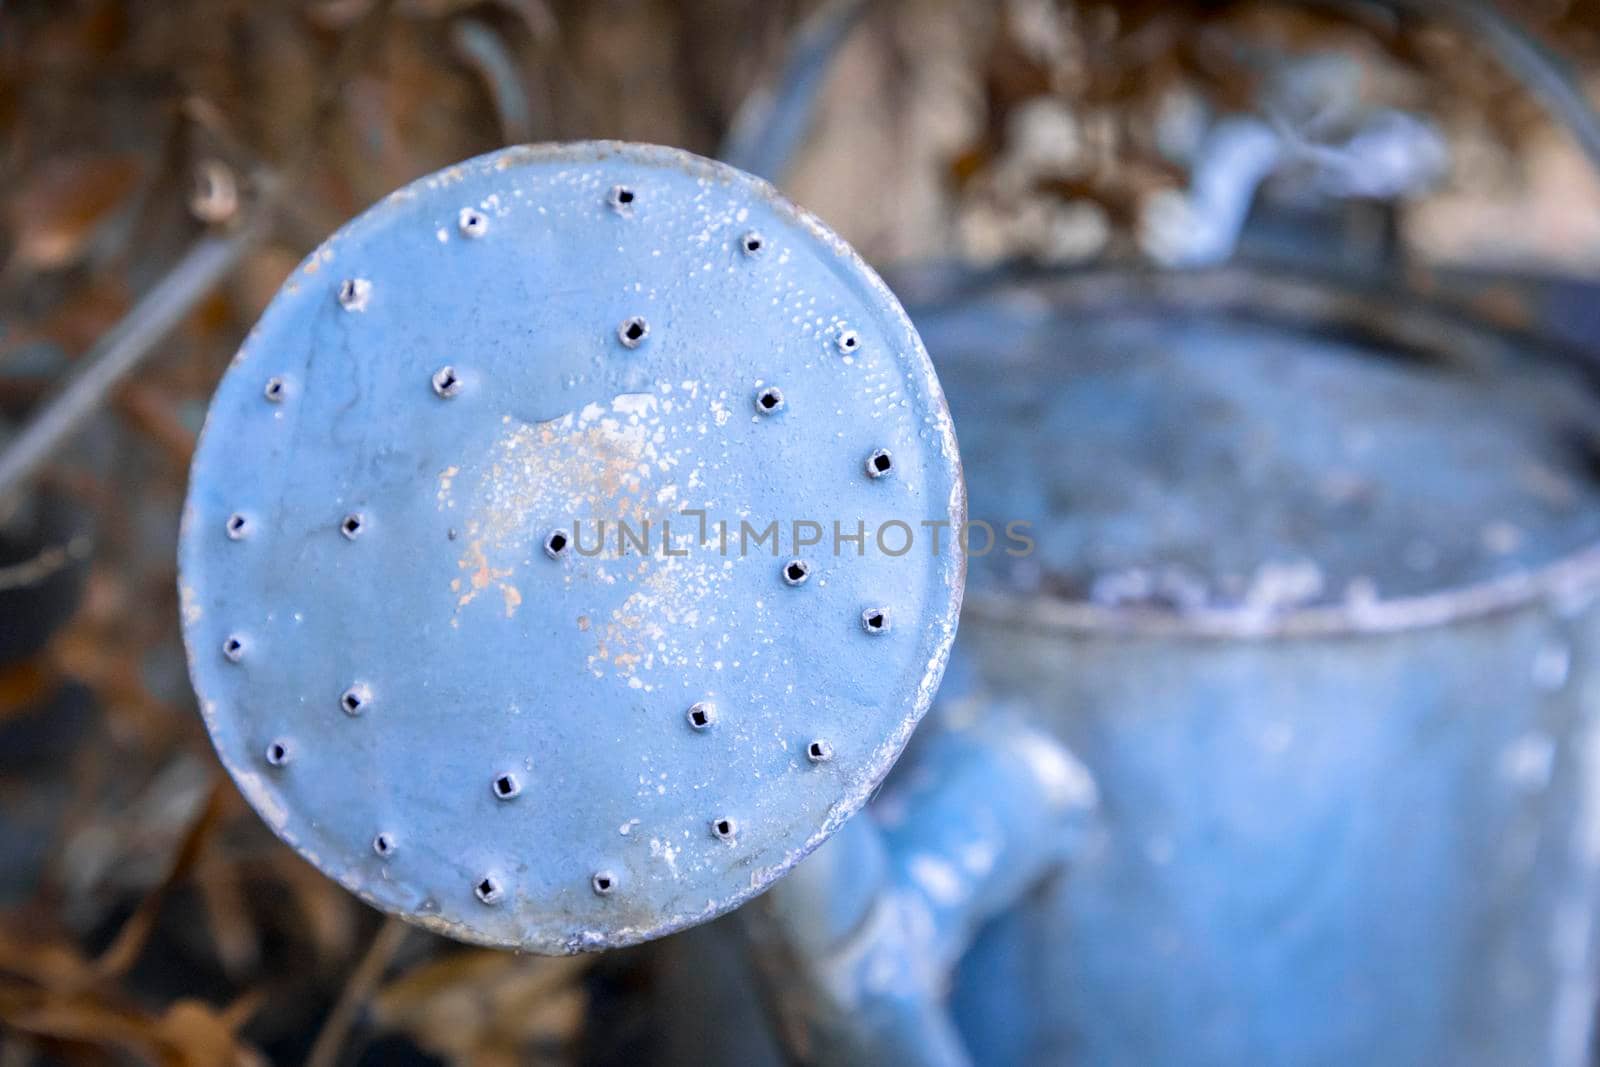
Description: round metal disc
xmin=179 ymin=142 xmax=964 ymax=953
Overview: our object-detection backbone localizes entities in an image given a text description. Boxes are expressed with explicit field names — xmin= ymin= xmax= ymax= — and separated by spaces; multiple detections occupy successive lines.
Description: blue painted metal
xmin=740 ymin=699 xmax=1097 ymax=1067
xmin=178 ymin=142 xmax=965 ymax=954
xmin=162 ymin=0 xmax=1600 ymax=1054
xmin=913 ymin=266 xmax=1600 ymax=1067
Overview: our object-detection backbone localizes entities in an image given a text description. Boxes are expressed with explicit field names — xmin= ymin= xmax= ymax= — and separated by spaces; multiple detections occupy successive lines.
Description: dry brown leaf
xmin=6 ymin=156 xmax=143 ymax=273
xmin=0 ymin=985 xmax=163 ymax=1063
xmin=371 ymin=950 xmax=589 ymax=1062
xmin=0 ymin=983 xmax=264 ymax=1067
xmin=0 ymin=925 xmax=94 ymax=991
xmin=93 ymin=777 xmax=227 ymax=981
xmin=0 ymin=660 xmax=57 ymax=725
xmin=151 ymin=997 xmax=267 ymax=1067
xmin=0 ymin=276 xmax=131 ymax=359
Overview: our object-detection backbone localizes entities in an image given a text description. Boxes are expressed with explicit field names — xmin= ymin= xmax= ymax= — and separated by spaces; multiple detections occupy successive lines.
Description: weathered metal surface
xmin=741 ymin=702 xmax=1097 ymax=1067
xmin=912 ymin=267 xmax=1600 ymax=1066
xmin=616 ymin=675 xmax=1098 ymax=1067
xmin=178 ymin=142 xmax=964 ymax=954
xmin=919 ymin=268 xmax=1600 ymax=627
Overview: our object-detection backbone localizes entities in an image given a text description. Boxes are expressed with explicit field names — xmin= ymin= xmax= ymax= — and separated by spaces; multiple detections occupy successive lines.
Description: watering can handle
xmin=722 ymin=0 xmax=1600 ymax=202
xmin=739 ymin=687 xmax=1098 ymax=1067
xmin=1381 ymin=0 xmax=1600 ymax=176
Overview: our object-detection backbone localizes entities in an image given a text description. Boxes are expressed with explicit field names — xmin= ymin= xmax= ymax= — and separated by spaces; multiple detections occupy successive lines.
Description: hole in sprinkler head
xmin=836 ymin=328 xmax=860 ymax=353
xmin=475 ymin=876 xmax=502 ymax=904
xmin=618 ymin=316 xmax=649 ymax=348
xmin=338 ymin=278 xmax=370 ymax=311
xmin=493 ymin=773 xmax=521 ymax=800
xmin=756 ymin=387 xmax=784 ymax=414
xmin=222 ymin=636 xmax=245 ymax=662
xmin=687 ymin=702 xmax=716 ymax=730
xmin=341 ymin=685 xmax=369 ymax=715
xmin=712 ymin=817 xmax=737 ymax=841
xmin=592 ymin=871 xmax=615 ymax=895
xmin=341 ymin=514 xmax=364 ymax=539
xmin=741 ymin=231 xmax=764 ymax=254
xmin=226 ymin=513 xmax=249 ymax=540
xmin=544 ymin=530 xmax=569 ymax=558
xmin=266 ymin=740 xmax=290 ymax=766
xmin=432 ymin=366 xmax=461 ymax=397
xmin=807 ymin=739 xmax=834 ymax=763
xmin=458 ymin=207 xmax=487 ymax=237
xmin=867 ymin=450 xmax=894 ymax=478
xmin=609 ymin=185 xmax=635 ymax=211
xmin=862 ymin=608 xmax=890 ymax=634
xmin=373 ymin=833 xmax=395 ymax=857
xmin=783 ymin=559 xmax=810 ymax=586
xmin=264 ymin=377 xmax=285 ymax=402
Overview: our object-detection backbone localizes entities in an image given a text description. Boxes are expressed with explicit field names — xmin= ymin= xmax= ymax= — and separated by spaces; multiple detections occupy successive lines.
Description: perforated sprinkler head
xmin=178 ymin=142 xmax=965 ymax=954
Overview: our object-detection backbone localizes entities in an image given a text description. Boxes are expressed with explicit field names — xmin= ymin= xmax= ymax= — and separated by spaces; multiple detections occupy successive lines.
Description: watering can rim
xmin=934 ymin=264 xmax=1600 ymax=641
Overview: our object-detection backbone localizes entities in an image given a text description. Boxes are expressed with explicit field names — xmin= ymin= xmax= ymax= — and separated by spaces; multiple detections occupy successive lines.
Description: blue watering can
xmin=168 ymin=1 xmax=1600 ymax=1062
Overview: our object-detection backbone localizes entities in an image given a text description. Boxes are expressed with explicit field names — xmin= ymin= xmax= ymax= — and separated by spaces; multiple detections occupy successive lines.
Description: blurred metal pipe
xmin=0 ymin=0 xmax=396 ymax=507
xmin=720 ymin=0 xmax=1600 ymax=200
xmin=451 ymin=17 xmax=537 ymax=144
xmin=718 ymin=0 xmax=871 ymax=184
xmin=0 ymin=228 xmax=257 ymax=505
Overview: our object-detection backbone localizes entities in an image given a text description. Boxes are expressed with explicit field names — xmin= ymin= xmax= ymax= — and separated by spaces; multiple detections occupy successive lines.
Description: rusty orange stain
xmin=437 ymin=388 xmax=732 ymax=677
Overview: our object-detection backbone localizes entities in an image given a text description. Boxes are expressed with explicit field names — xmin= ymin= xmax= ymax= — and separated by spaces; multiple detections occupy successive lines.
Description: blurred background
xmin=5 ymin=1 xmax=1600 ymax=1064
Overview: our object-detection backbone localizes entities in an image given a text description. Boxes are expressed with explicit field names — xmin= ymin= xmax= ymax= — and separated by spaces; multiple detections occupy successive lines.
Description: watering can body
xmin=921 ymin=266 xmax=1600 ymax=1067
xmin=168 ymin=134 xmax=1600 ymax=1066
xmin=954 ymin=603 xmax=1600 ymax=1066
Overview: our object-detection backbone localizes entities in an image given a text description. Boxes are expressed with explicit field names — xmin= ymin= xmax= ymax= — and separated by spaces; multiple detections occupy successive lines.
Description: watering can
xmin=176 ymin=139 xmax=1103 ymax=1064
xmin=913 ymin=264 xmax=1600 ymax=1066
xmin=176 ymin=135 xmax=1600 ymax=1067
xmin=602 ymin=258 xmax=1600 ymax=1067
